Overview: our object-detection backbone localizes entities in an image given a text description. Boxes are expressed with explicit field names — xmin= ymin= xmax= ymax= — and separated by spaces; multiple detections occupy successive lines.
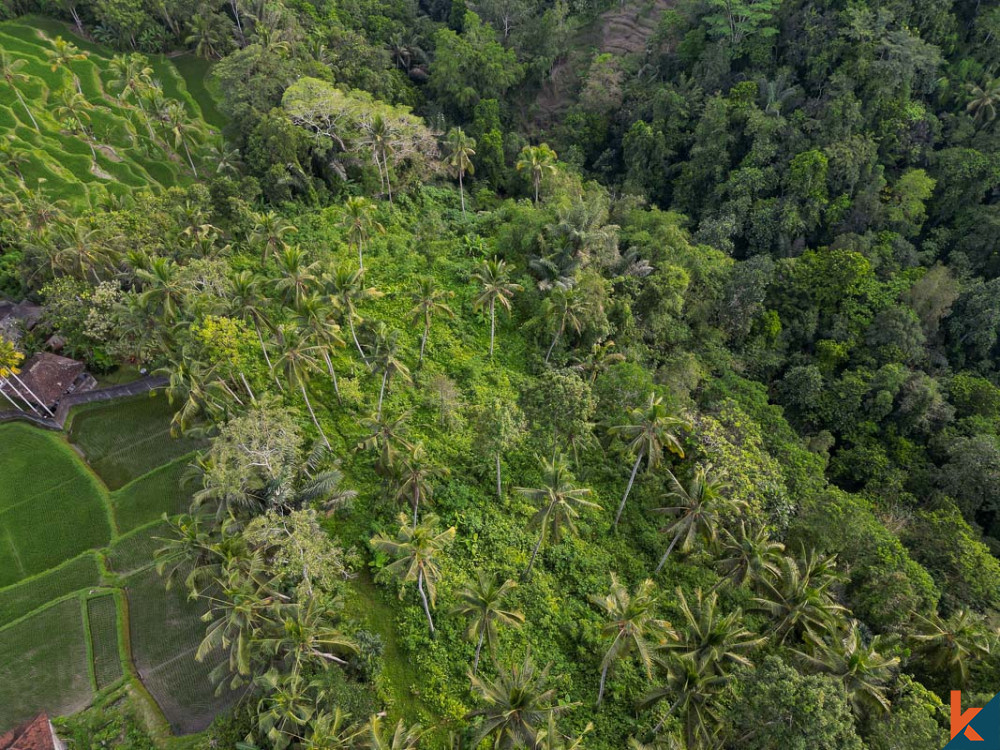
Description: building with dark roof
xmin=11 ymin=353 xmax=96 ymax=411
xmin=0 ymin=714 xmax=65 ymax=750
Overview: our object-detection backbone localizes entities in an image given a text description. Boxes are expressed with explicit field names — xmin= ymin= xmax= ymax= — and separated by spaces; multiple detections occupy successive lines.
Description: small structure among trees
xmin=0 ymin=352 xmax=95 ymax=417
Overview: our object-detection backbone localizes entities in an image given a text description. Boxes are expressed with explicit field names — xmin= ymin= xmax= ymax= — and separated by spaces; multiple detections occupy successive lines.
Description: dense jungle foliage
xmin=0 ymin=0 xmax=999 ymax=744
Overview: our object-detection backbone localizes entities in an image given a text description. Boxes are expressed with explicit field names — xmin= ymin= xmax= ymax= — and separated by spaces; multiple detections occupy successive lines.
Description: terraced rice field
xmin=0 ymin=15 xmax=212 ymax=205
xmin=0 ymin=394 xmax=224 ymax=733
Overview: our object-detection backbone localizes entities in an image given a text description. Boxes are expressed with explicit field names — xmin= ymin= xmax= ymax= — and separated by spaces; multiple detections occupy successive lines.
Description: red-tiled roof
xmin=0 ymin=714 xmax=60 ymax=750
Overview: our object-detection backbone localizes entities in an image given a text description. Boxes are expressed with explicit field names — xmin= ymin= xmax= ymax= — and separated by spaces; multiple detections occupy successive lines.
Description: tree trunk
xmin=417 ymin=570 xmax=435 ymax=634
xmin=299 ymin=381 xmax=331 ymax=449
xmin=544 ymin=318 xmax=564 ymax=363
xmin=459 ymin=171 xmax=465 ymax=215
xmin=254 ymin=321 xmax=283 ymax=392
xmin=597 ymin=659 xmax=611 ymax=707
xmin=489 ymin=299 xmax=496 ymax=358
xmin=239 ymin=371 xmax=256 ymax=402
xmin=523 ymin=531 xmax=544 ymax=580
xmin=15 ymin=89 xmax=40 ymax=133
xmin=496 ymin=452 xmax=502 ymax=500
xmin=614 ymin=449 xmax=644 ymax=527
xmin=473 ymin=627 xmax=485 ymax=674
xmin=534 ymin=174 xmax=540 ymax=205
xmin=377 ymin=369 xmax=388 ymax=419
xmin=358 ymin=240 xmax=364 ymax=270
xmin=655 ymin=530 xmax=682 ymax=573
xmin=322 ymin=349 xmax=341 ymax=403
xmin=182 ymin=139 xmax=198 ymax=177
xmin=412 ymin=485 xmax=419 ymax=529
xmin=419 ymin=316 xmax=429 ymax=364
xmin=349 ymin=314 xmax=368 ymax=365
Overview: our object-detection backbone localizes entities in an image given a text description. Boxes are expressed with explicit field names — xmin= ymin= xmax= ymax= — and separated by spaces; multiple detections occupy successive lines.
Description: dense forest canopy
xmin=0 ymin=0 xmax=999 ymax=744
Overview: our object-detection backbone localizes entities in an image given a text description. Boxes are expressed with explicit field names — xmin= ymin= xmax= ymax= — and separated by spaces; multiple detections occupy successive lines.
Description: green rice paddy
xmin=0 ymin=394 xmax=222 ymax=733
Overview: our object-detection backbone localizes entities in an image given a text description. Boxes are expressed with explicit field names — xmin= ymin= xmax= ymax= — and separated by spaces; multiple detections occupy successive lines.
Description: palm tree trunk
xmin=496 ymin=452 xmax=502 ymax=500
xmin=473 ymin=627 xmax=485 ymax=674
xmin=412 ymin=485 xmax=419 ymax=529
xmin=182 ymin=139 xmax=198 ymax=177
xmin=322 ymin=350 xmax=341 ymax=403
xmin=254 ymin=322 xmax=283 ymax=392
xmin=545 ymin=319 xmax=564 ymax=363
xmin=419 ymin=317 xmax=429 ymax=364
xmin=523 ymin=531 xmax=544 ymax=580
xmin=614 ymin=449 xmax=644 ymax=528
xmin=459 ymin=171 xmax=465 ymax=215
xmin=655 ymin=530 xmax=682 ymax=573
xmin=417 ymin=570 xmax=435 ymax=634
xmin=239 ymin=371 xmax=256 ymax=402
xmin=349 ymin=314 xmax=367 ymax=364
xmin=299 ymin=381 xmax=331 ymax=449
xmin=377 ymin=369 xmax=388 ymax=419
xmin=15 ymin=89 xmax=40 ymax=133
xmin=596 ymin=658 xmax=612 ymax=706
xmin=357 ymin=240 xmax=364 ymax=270
xmin=534 ymin=174 xmax=540 ymax=205
xmin=489 ymin=299 xmax=495 ymax=358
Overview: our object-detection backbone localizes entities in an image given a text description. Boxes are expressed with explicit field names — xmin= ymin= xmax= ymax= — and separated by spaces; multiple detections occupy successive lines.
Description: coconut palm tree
xmin=608 ymin=394 xmax=687 ymax=527
xmin=341 ymin=196 xmax=384 ymax=269
xmin=444 ymin=127 xmax=476 ymax=214
xmin=0 ymin=136 xmax=28 ymax=183
xmin=255 ymin=670 xmax=325 ymax=750
xmin=909 ymin=609 xmax=994 ymax=686
xmin=273 ymin=323 xmax=331 ymax=449
xmin=516 ymin=455 xmax=600 ymax=579
xmin=466 ymin=656 xmax=573 ymax=749
xmin=53 ymin=88 xmax=97 ymax=160
xmin=230 ymin=270 xmax=282 ymax=390
xmin=453 ymin=572 xmax=524 ymax=674
xmin=273 ymin=244 xmax=320 ymax=309
xmin=295 ymin=293 xmax=346 ymax=402
xmin=325 ymin=264 xmax=382 ymax=364
xmin=713 ymin=521 xmax=785 ymax=590
xmin=0 ymin=51 xmax=40 ymax=133
xmin=371 ymin=513 xmax=456 ymax=634
xmin=654 ymin=463 xmax=743 ymax=573
xmin=516 ymin=144 xmax=558 ymax=205
xmin=107 ymin=53 xmax=157 ymax=139
xmin=392 ymin=441 xmax=448 ymax=528
xmin=259 ymin=595 xmax=358 ymax=678
xmin=360 ymin=715 xmax=422 ymax=749
xmin=473 ymin=257 xmax=523 ymax=359
xmin=252 ymin=210 xmax=297 ymax=263
xmin=299 ymin=709 xmax=364 ymax=750
xmin=137 ymin=256 xmax=184 ymax=321
xmin=591 ymin=575 xmax=675 ymax=706
xmin=793 ymin=621 xmax=899 ymax=716
xmin=967 ymin=76 xmax=1000 ymax=126
xmin=542 ymin=283 xmax=586 ymax=364
xmin=752 ymin=551 xmax=848 ymax=645
xmin=164 ymin=100 xmax=201 ymax=176
xmin=656 ymin=588 xmax=763 ymax=679
xmin=639 ymin=655 xmax=728 ymax=748
xmin=370 ymin=323 xmax=412 ymax=419
xmin=409 ymin=276 xmax=454 ymax=365
xmin=357 ymin=411 xmax=413 ymax=480
xmin=44 ymin=35 xmax=88 ymax=92
xmin=537 ymin=716 xmax=593 ymax=750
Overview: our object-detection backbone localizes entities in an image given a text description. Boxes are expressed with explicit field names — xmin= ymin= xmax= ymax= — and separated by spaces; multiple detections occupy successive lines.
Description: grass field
xmin=0 ymin=16 xmax=214 ymax=205
xmin=112 ymin=454 xmax=195 ymax=533
xmin=86 ymin=593 xmax=123 ymax=690
xmin=69 ymin=394 xmax=206 ymax=490
xmin=0 ymin=395 xmax=224 ymax=735
xmin=0 ymin=597 xmax=93 ymax=727
xmin=0 ymin=424 xmax=111 ymax=587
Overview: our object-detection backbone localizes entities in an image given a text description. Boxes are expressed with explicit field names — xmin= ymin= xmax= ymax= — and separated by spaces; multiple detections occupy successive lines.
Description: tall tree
xmin=325 ymin=264 xmax=382 ymax=364
xmin=295 ymin=294 xmax=346 ymax=403
xmin=453 ymin=572 xmax=524 ymax=674
xmin=341 ymin=196 xmax=383 ymax=269
xmin=542 ymin=283 xmax=585 ymax=364
xmin=371 ymin=514 xmax=456 ymax=634
xmin=472 ymin=257 xmax=522 ymax=358
xmin=409 ymin=277 xmax=454 ymax=365
xmin=590 ymin=575 xmax=675 ymax=706
xmin=516 ymin=144 xmax=557 ymax=205
xmin=516 ymin=455 xmax=600 ymax=579
xmin=608 ymin=394 xmax=687 ymax=527
xmin=370 ymin=323 xmax=412 ymax=419
xmin=0 ymin=51 xmax=41 ymax=133
xmin=392 ymin=441 xmax=448 ymax=528
xmin=466 ymin=656 xmax=573 ymax=749
xmin=273 ymin=323 xmax=331 ymax=449
xmin=444 ymin=127 xmax=476 ymax=214
xmin=752 ymin=552 xmax=848 ymax=645
xmin=654 ymin=463 xmax=743 ymax=572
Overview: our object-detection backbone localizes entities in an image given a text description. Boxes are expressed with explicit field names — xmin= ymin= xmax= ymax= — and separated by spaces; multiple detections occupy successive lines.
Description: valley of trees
xmin=0 ymin=0 xmax=999 ymax=745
